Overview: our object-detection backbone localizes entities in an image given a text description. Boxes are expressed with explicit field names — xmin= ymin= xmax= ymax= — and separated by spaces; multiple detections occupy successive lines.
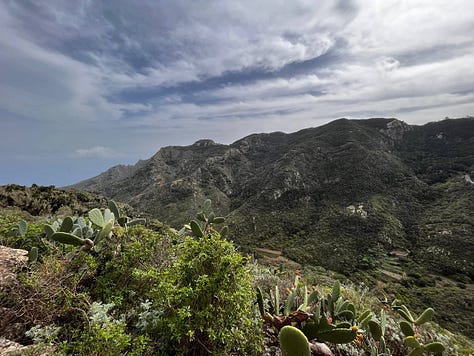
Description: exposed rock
xmin=0 ymin=246 xmax=28 ymax=287
xmin=310 ymin=342 xmax=333 ymax=356
xmin=0 ymin=246 xmax=28 ymax=345
xmin=193 ymin=139 xmax=219 ymax=147
xmin=0 ymin=337 xmax=28 ymax=355
xmin=262 ymin=341 xmax=333 ymax=355
xmin=346 ymin=204 xmax=368 ymax=218
xmin=379 ymin=119 xmax=412 ymax=142
xmin=0 ymin=337 xmax=52 ymax=355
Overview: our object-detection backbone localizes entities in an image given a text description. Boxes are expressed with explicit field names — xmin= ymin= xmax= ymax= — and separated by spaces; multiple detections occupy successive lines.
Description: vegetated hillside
xmin=70 ymin=117 xmax=473 ymax=277
xmin=0 ymin=184 xmax=108 ymax=217
xmin=69 ymin=117 xmax=474 ymax=337
xmin=0 ymin=184 xmax=141 ymax=220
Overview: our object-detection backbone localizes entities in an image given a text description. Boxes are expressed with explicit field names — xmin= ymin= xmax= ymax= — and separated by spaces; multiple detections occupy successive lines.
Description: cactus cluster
xmin=258 ymin=273 xmax=445 ymax=355
xmin=39 ymin=204 xmax=105 ymax=252
xmin=392 ymin=301 xmax=445 ymax=355
xmin=260 ymin=278 xmax=359 ymax=346
xmin=186 ymin=199 xmax=228 ymax=238
xmin=300 ymin=280 xmax=358 ymax=344
xmin=44 ymin=215 xmax=96 ymax=251
xmin=40 ymin=201 xmax=148 ymax=254
xmin=48 ymin=208 xmax=115 ymax=251
xmin=44 ymin=216 xmax=94 ymax=240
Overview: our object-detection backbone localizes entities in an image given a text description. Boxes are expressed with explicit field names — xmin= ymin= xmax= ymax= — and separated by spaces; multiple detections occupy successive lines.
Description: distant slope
xmin=0 ymin=184 xmax=138 ymax=218
xmin=69 ymin=118 xmax=474 ymax=279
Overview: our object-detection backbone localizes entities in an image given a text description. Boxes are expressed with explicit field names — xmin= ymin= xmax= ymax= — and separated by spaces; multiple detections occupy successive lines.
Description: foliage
xmin=0 ymin=184 xmax=110 ymax=216
xmin=61 ymin=302 xmax=135 ymax=356
xmin=1 ymin=196 xmax=473 ymax=354
xmin=25 ymin=324 xmax=60 ymax=346
xmin=0 ymin=199 xmax=263 ymax=355
xmin=149 ymin=230 xmax=263 ymax=355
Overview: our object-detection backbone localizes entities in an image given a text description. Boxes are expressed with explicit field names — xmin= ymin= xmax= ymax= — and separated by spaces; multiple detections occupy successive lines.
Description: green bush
xmin=150 ymin=231 xmax=264 ymax=355
xmin=60 ymin=302 xmax=145 ymax=356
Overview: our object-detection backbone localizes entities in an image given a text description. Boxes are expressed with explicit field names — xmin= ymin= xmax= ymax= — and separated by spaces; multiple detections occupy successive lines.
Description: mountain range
xmin=70 ymin=117 xmax=473 ymax=278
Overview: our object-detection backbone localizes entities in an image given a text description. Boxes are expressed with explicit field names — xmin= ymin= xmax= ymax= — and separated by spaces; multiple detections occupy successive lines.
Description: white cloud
xmin=1 ymin=0 xmax=473 ymax=172
xmin=74 ymin=146 xmax=121 ymax=159
xmin=343 ymin=0 xmax=474 ymax=57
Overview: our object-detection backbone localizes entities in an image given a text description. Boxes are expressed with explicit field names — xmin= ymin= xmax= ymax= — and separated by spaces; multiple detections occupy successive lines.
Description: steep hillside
xmin=69 ymin=118 xmax=474 ymax=279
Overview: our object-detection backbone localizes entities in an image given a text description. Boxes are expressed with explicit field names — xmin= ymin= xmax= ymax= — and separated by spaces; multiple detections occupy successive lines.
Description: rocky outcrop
xmin=0 ymin=337 xmax=27 ymax=355
xmin=379 ymin=119 xmax=412 ymax=142
xmin=0 ymin=247 xmax=29 ymax=355
xmin=0 ymin=246 xmax=28 ymax=287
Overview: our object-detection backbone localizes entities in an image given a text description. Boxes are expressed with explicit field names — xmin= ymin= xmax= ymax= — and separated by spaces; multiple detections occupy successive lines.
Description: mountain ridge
xmin=68 ymin=117 xmax=474 ymax=279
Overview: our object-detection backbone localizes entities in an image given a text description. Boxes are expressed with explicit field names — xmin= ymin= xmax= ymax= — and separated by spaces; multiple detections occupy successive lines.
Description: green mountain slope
xmin=69 ymin=117 xmax=473 ymax=279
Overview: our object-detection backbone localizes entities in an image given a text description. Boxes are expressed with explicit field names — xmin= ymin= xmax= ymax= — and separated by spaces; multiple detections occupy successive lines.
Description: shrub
xmin=150 ymin=231 xmax=264 ymax=355
xmin=60 ymin=302 xmax=138 ymax=356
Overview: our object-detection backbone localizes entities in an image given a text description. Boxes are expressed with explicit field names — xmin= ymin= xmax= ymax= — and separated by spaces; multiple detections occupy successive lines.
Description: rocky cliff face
xmin=69 ymin=118 xmax=474 ymax=278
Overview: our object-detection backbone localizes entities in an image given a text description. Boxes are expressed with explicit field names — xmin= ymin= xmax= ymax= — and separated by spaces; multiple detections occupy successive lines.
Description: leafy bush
xmin=149 ymin=231 xmax=263 ymax=355
xmin=61 ymin=302 xmax=134 ymax=356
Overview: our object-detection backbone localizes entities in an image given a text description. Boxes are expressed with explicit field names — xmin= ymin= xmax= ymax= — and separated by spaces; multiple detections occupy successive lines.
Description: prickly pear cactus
xmin=51 ymin=232 xmax=86 ymax=247
xmin=279 ymin=325 xmax=311 ymax=356
xmin=108 ymin=200 xmax=121 ymax=220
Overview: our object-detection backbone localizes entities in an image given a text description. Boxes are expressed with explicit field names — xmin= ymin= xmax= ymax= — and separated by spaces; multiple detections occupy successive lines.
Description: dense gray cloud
xmin=0 ymin=0 xmax=473 ymax=185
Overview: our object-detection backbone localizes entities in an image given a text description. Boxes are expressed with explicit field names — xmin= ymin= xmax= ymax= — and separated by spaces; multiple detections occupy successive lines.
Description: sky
xmin=1 ymin=0 xmax=473 ymax=186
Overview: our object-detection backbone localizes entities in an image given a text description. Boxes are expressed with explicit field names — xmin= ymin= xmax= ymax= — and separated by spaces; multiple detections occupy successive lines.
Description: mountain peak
xmin=192 ymin=139 xmax=219 ymax=147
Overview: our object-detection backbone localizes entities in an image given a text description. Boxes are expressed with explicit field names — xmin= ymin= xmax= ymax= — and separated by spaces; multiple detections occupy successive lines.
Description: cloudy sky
xmin=1 ymin=0 xmax=473 ymax=186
